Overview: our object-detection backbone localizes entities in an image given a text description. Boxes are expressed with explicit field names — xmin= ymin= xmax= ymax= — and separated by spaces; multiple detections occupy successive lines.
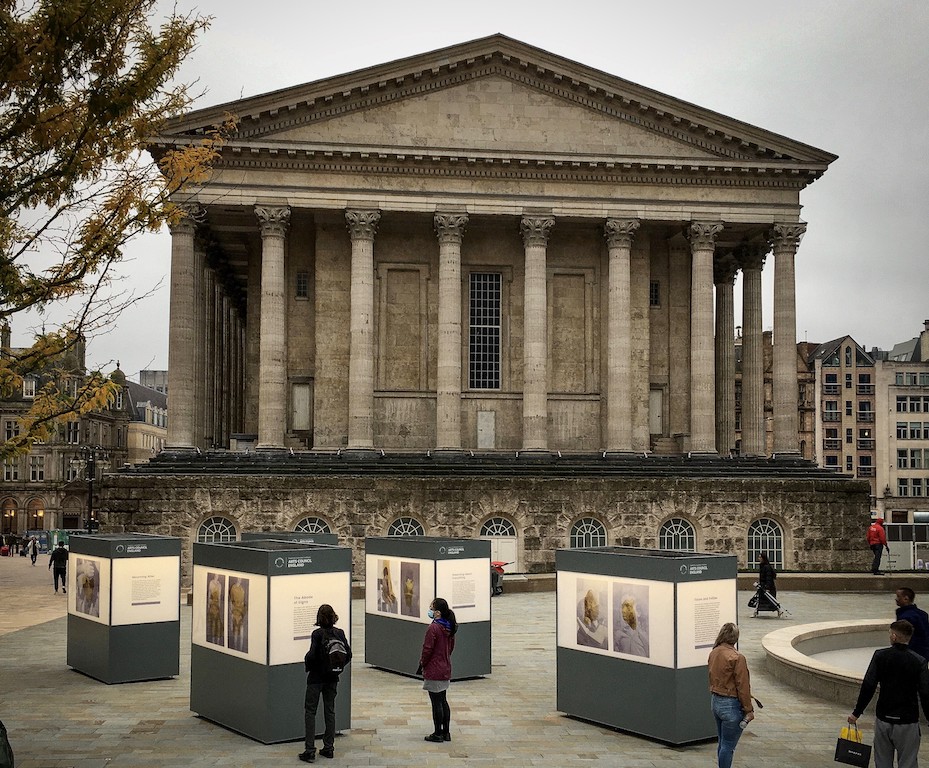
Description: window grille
xmin=197 ymin=516 xmax=237 ymax=543
xmin=570 ymin=518 xmax=607 ymax=548
xmin=658 ymin=518 xmax=696 ymax=552
xmin=469 ymin=273 xmax=501 ymax=389
xmin=747 ymin=518 xmax=784 ymax=569
xmin=387 ymin=517 xmax=425 ymax=537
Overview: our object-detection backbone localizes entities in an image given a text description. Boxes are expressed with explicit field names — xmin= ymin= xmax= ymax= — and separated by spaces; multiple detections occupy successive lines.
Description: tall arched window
xmin=658 ymin=518 xmax=696 ymax=552
xmin=747 ymin=518 xmax=784 ymax=569
xmin=570 ymin=518 xmax=607 ymax=548
xmin=196 ymin=516 xmax=237 ymax=543
xmin=294 ymin=517 xmax=332 ymax=534
xmin=387 ymin=517 xmax=424 ymax=537
xmin=1 ymin=498 xmax=16 ymax=535
xmin=480 ymin=517 xmax=516 ymax=537
xmin=26 ymin=497 xmax=45 ymax=531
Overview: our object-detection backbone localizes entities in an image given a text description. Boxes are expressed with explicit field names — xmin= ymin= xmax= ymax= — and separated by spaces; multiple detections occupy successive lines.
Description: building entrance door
xmin=649 ymin=389 xmax=664 ymax=435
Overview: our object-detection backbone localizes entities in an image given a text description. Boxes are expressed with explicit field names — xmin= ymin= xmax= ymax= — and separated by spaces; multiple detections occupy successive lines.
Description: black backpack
xmin=0 ymin=718 xmax=13 ymax=768
xmin=321 ymin=629 xmax=348 ymax=675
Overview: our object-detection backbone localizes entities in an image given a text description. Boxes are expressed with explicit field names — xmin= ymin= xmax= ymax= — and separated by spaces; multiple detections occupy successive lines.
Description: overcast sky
xmin=13 ymin=0 xmax=928 ymax=380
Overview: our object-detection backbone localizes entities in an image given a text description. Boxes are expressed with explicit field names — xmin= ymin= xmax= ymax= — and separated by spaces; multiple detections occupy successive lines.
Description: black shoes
xmin=424 ymin=733 xmax=444 ymax=743
xmin=297 ymin=750 xmax=316 ymax=763
xmin=319 ymin=747 xmax=334 ymax=759
xmin=443 ymin=732 xmax=451 ymax=742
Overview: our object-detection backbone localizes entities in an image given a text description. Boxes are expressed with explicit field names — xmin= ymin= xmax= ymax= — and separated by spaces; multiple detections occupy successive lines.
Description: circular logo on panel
xmin=439 ymin=546 xmax=446 ymax=554
xmin=116 ymin=545 xmax=125 ymax=553
xmin=274 ymin=557 xmax=285 ymax=569
xmin=680 ymin=564 xmax=688 ymax=575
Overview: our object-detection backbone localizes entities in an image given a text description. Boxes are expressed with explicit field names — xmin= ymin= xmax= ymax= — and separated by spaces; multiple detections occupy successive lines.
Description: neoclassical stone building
xmin=104 ymin=35 xmax=868 ymax=579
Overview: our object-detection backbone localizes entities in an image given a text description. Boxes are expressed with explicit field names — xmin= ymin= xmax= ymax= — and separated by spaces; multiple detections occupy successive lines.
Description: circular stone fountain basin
xmin=762 ymin=620 xmax=886 ymax=705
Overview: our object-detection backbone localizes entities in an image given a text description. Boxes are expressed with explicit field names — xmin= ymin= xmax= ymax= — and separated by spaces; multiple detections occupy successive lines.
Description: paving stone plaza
xmin=2 ymin=555 xmax=927 ymax=767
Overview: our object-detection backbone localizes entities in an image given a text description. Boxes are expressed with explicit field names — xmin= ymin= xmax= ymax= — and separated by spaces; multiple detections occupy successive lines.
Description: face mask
xmin=427 ymin=609 xmax=435 ymax=619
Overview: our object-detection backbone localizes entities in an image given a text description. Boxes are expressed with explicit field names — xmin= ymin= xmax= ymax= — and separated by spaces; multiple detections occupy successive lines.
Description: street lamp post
xmin=78 ymin=446 xmax=108 ymax=534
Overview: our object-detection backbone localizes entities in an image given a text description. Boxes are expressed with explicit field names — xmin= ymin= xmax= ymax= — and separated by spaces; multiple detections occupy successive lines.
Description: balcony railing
xmin=857 ymin=384 xmax=875 ymax=394
xmin=857 ymin=466 xmax=874 ymax=477
xmin=857 ymin=411 xmax=875 ymax=422
xmin=823 ymin=412 xmax=841 ymax=422
xmin=823 ymin=439 xmax=842 ymax=450
xmin=857 ymin=439 xmax=875 ymax=450
xmin=823 ymin=384 xmax=840 ymax=395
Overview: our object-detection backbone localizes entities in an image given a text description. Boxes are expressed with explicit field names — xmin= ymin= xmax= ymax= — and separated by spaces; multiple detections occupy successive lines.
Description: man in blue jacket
xmin=896 ymin=587 xmax=929 ymax=659
xmin=849 ymin=620 xmax=929 ymax=768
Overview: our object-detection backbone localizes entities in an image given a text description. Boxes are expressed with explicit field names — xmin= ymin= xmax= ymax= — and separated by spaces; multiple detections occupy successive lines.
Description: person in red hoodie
xmin=868 ymin=517 xmax=890 ymax=575
xmin=419 ymin=596 xmax=458 ymax=743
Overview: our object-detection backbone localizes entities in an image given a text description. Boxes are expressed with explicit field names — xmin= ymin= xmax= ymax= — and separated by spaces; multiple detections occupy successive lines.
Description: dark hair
xmin=315 ymin=604 xmax=338 ymax=628
xmin=898 ymin=587 xmax=916 ymax=602
xmin=758 ymin=553 xmax=770 ymax=565
xmin=432 ymin=597 xmax=458 ymax=636
xmin=891 ymin=619 xmax=914 ymax=642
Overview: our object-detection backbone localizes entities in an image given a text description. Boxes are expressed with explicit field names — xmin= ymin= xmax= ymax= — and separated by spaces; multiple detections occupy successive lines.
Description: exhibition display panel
xmin=365 ymin=536 xmax=491 ymax=679
xmin=556 ymin=546 xmax=737 ymax=745
xmin=67 ymin=533 xmax=181 ymax=684
xmin=240 ymin=531 xmax=338 ymax=546
xmin=190 ymin=540 xmax=352 ymax=743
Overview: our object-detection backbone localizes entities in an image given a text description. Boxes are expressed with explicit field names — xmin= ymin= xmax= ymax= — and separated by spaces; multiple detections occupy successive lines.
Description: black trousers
xmin=53 ymin=568 xmax=66 ymax=591
xmin=871 ymin=544 xmax=885 ymax=574
xmin=304 ymin=680 xmax=338 ymax=752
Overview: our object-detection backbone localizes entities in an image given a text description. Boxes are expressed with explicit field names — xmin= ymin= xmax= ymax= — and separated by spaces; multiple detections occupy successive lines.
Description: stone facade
xmin=100 ymin=468 xmax=871 ymax=587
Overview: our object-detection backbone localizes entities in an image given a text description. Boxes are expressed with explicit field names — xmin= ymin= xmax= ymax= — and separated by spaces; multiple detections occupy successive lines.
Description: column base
xmin=771 ymin=450 xmax=802 ymax=460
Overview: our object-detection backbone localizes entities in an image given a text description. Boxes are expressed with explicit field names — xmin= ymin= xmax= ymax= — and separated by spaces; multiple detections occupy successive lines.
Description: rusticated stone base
xmin=98 ymin=462 xmax=871 ymax=588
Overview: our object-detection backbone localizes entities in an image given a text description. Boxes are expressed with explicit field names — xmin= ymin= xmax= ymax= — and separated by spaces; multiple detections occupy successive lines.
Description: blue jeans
xmin=711 ymin=693 xmax=744 ymax=768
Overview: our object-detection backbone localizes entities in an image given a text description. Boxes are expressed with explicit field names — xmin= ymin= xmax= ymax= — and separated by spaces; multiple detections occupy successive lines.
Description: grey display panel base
xmin=557 ymin=649 xmax=714 ymax=744
xmin=67 ymin=616 xmax=179 ymax=684
xmin=191 ymin=646 xmax=351 ymax=744
xmin=365 ymin=613 xmax=490 ymax=680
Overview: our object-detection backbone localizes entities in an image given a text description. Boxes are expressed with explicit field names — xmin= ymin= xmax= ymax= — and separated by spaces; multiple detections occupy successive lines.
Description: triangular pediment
xmin=249 ymin=73 xmax=722 ymax=160
xmin=158 ymin=34 xmax=836 ymax=172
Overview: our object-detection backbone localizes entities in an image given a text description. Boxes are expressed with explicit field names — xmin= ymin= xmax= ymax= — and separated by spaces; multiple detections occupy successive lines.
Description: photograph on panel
xmin=612 ymin=582 xmax=650 ymax=658
xmin=228 ymin=575 xmax=249 ymax=653
xmin=206 ymin=572 xmax=226 ymax=646
xmin=575 ymin=578 xmax=609 ymax=649
xmin=75 ymin=557 xmax=101 ymax=618
xmin=401 ymin=560 xmax=421 ymax=617
xmin=377 ymin=558 xmax=399 ymax=614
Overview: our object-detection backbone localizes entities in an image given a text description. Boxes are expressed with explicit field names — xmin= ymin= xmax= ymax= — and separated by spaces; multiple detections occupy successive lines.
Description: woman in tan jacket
xmin=707 ymin=622 xmax=754 ymax=768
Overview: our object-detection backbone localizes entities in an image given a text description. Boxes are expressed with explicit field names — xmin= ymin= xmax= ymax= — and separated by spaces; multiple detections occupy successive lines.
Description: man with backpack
xmin=300 ymin=604 xmax=351 ymax=763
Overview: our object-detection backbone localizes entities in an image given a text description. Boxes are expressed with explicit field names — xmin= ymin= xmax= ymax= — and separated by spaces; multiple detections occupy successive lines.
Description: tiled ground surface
xmin=0 ymin=554 xmax=921 ymax=767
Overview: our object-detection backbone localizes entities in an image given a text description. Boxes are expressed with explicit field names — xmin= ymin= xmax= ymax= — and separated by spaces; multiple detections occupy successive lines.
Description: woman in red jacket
xmin=419 ymin=597 xmax=458 ymax=743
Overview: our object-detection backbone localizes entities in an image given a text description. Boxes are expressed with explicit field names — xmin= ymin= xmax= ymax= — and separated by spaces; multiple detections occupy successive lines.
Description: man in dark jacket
xmin=300 ymin=604 xmax=351 ymax=763
xmin=48 ymin=542 xmax=68 ymax=593
xmin=896 ymin=587 xmax=929 ymax=660
xmin=849 ymin=620 xmax=929 ymax=768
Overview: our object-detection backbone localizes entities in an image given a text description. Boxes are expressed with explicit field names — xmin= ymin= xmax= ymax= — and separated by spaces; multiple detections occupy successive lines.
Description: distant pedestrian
xmin=849 ymin=619 xmax=929 ymax=768
xmin=27 ymin=536 xmax=38 ymax=565
xmin=48 ymin=542 xmax=68 ymax=593
xmin=299 ymin=604 xmax=351 ymax=763
xmin=707 ymin=622 xmax=754 ymax=768
xmin=419 ymin=597 xmax=458 ymax=743
xmin=896 ymin=587 xmax=929 ymax=660
xmin=868 ymin=518 xmax=890 ymax=575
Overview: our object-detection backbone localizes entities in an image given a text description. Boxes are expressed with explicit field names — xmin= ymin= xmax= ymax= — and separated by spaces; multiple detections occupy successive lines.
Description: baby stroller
xmin=748 ymin=581 xmax=787 ymax=618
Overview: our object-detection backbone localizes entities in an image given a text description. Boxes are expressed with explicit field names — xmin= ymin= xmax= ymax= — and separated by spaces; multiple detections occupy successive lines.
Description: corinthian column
xmin=435 ymin=213 xmax=468 ymax=450
xmin=605 ymin=218 xmax=639 ymax=452
xmin=714 ymin=251 xmax=738 ymax=456
xmin=689 ymin=222 xmax=723 ymax=454
xmin=166 ymin=204 xmax=201 ymax=449
xmin=255 ymin=205 xmax=290 ymax=449
xmin=772 ymin=222 xmax=806 ymax=455
xmin=520 ymin=215 xmax=554 ymax=451
xmin=346 ymin=210 xmax=381 ymax=449
xmin=739 ymin=242 xmax=767 ymax=456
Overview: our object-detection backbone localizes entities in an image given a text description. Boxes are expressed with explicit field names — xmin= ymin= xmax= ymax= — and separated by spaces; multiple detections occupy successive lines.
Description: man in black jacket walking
xmin=48 ymin=542 xmax=68 ymax=593
xmin=849 ymin=620 xmax=929 ymax=768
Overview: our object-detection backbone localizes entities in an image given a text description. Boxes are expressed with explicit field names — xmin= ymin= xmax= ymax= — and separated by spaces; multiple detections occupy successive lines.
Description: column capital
xmin=713 ymin=250 xmax=740 ymax=285
xmin=434 ymin=212 xmax=469 ymax=245
xmin=255 ymin=205 xmax=290 ymax=237
xmin=688 ymin=222 xmax=723 ymax=251
xmin=520 ymin=215 xmax=554 ymax=248
xmin=736 ymin=241 xmax=768 ymax=271
xmin=604 ymin=218 xmax=640 ymax=249
xmin=772 ymin=222 xmax=807 ymax=252
xmin=167 ymin=203 xmax=203 ymax=235
xmin=345 ymin=209 xmax=381 ymax=241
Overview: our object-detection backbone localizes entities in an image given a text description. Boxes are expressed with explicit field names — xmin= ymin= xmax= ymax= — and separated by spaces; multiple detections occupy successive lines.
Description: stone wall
xmin=99 ymin=471 xmax=871 ymax=588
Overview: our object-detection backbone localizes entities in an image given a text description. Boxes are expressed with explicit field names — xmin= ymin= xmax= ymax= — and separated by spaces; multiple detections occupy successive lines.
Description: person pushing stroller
xmin=749 ymin=553 xmax=785 ymax=618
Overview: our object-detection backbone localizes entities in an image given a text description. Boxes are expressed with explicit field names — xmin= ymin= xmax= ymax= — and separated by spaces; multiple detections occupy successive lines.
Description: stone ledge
xmin=762 ymin=620 xmax=885 ymax=706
